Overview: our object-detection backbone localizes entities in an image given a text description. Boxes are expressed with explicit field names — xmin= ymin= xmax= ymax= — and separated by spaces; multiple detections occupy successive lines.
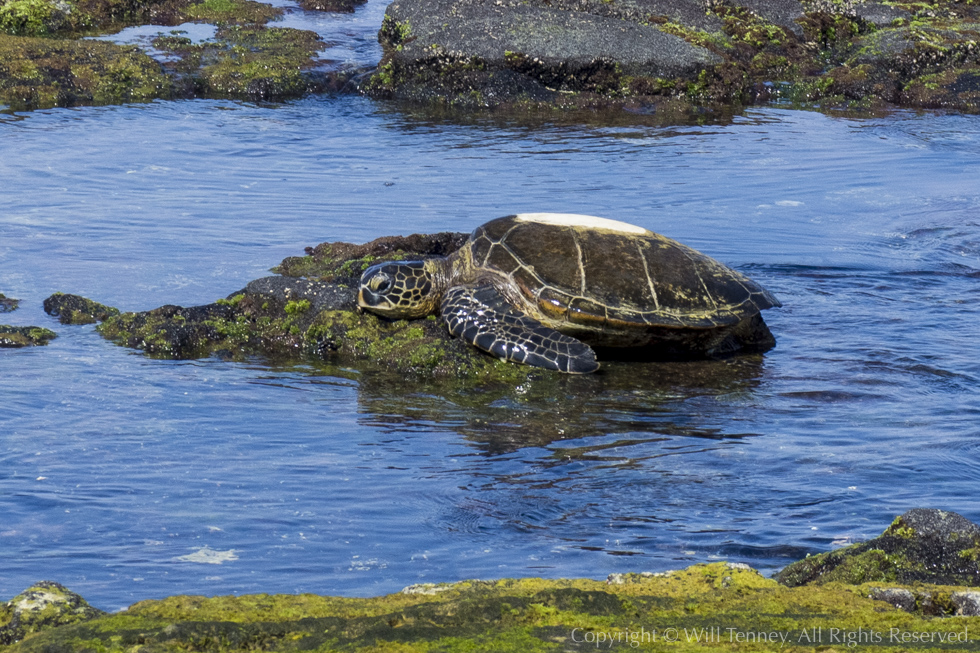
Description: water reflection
xmin=349 ymin=356 xmax=768 ymax=454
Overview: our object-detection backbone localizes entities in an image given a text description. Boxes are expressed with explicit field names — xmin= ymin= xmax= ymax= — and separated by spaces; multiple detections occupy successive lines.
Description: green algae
xmin=56 ymin=229 xmax=523 ymax=379
xmin=181 ymin=0 xmax=281 ymax=23
xmin=7 ymin=564 xmax=980 ymax=652
xmin=193 ymin=25 xmax=324 ymax=98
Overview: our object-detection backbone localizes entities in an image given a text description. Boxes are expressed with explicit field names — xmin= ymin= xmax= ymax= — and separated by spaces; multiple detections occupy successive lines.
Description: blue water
xmin=1 ymin=6 xmax=980 ymax=611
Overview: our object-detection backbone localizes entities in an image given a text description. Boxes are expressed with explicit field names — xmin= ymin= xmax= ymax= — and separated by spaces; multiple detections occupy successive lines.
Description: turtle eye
xmin=370 ymin=274 xmax=393 ymax=294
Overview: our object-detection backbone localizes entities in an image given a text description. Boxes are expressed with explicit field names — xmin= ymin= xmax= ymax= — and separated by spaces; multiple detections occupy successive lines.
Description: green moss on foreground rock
xmin=6 ymin=563 xmax=980 ymax=652
xmin=0 ymin=324 xmax=56 ymax=347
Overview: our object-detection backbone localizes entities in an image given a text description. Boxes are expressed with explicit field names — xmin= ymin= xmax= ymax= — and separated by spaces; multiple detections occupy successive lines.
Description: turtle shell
xmin=465 ymin=214 xmax=780 ymax=335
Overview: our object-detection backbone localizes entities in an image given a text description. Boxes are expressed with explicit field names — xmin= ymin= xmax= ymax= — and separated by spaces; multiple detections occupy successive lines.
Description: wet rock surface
xmin=362 ymin=0 xmax=980 ymax=113
xmin=777 ymin=508 xmax=980 ymax=591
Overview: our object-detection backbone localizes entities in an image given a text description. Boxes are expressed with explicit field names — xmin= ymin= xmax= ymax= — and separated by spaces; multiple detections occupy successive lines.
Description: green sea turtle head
xmin=358 ymin=260 xmax=441 ymax=319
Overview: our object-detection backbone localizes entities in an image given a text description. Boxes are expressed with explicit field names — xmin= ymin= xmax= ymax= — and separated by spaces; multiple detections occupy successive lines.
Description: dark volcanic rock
xmin=777 ymin=509 xmax=980 ymax=590
xmin=366 ymin=0 xmax=721 ymax=104
xmin=44 ymin=293 xmax=121 ymax=325
xmin=363 ymin=0 xmax=980 ymax=113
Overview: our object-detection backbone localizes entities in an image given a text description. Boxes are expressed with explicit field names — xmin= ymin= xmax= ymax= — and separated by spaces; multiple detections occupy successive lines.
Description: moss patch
xmin=0 ymin=0 xmax=342 ymax=111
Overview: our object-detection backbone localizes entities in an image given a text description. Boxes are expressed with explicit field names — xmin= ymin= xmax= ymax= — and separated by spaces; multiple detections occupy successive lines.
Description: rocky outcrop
xmin=362 ymin=0 xmax=980 ymax=113
xmin=777 ymin=508 xmax=980 ymax=590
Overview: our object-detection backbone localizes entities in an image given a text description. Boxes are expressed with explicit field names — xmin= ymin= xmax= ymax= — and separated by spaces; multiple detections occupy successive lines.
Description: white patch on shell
xmin=515 ymin=213 xmax=651 ymax=235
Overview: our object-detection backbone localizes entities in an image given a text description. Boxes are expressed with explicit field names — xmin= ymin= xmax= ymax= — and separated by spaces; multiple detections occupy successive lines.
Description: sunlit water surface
xmin=1 ymin=88 xmax=978 ymax=611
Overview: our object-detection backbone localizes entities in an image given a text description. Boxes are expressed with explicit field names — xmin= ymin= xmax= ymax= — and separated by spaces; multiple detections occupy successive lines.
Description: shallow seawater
xmin=1 ymin=89 xmax=979 ymax=610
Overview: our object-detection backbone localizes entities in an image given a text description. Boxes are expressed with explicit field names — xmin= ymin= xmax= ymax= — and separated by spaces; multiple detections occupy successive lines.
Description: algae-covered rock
xmin=0 ymin=0 xmax=343 ymax=111
xmin=0 ymin=324 xmax=56 ymax=347
xmin=44 ymin=292 xmax=120 ymax=324
xmin=0 ymin=293 xmax=19 ymax=312
xmin=151 ymin=23 xmax=330 ymax=101
xmin=777 ymin=508 xmax=980 ymax=588
xmin=7 ymin=563 xmax=980 ymax=652
xmin=50 ymin=232 xmax=532 ymax=379
xmin=0 ymin=34 xmax=176 ymax=111
xmin=0 ymin=581 xmax=104 ymax=645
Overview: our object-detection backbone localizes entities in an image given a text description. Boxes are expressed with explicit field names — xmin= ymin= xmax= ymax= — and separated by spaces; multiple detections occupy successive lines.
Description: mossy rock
xmin=0 ymin=33 xmax=175 ymax=110
xmin=43 ymin=292 xmax=120 ymax=324
xmin=0 ymin=581 xmax=104 ymax=645
xmin=0 ymin=324 xmax=56 ymax=347
xmin=7 ymin=562 xmax=980 ymax=652
xmin=0 ymin=0 xmax=339 ymax=111
xmin=777 ymin=509 xmax=980 ymax=588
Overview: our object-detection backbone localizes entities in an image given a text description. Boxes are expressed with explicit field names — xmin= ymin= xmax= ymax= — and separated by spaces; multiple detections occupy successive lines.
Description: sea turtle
xmin=357 ymin=213 xmax=780 ymax=373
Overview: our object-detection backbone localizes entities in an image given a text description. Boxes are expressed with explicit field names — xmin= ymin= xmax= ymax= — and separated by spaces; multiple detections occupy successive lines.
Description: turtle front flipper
xmin=441 ymin=284 xmax=599 ymax=374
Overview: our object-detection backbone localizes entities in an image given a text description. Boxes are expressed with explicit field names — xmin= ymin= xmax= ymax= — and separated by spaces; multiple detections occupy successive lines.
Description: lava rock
xmin=777 ymin=509 xmax=980 ymax=589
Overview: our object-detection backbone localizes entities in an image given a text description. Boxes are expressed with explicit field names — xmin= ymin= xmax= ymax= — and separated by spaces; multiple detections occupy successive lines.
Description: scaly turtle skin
xmin=358 ymin=213 xmax=781 ymax=373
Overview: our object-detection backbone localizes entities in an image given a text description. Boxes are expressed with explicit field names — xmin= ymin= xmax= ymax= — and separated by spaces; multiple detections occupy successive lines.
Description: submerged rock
xmin=0 ymin=293 xmax=19 ymax=312
xmin=777 ymin=508 xmax=980 ymax=590
xmin=0 ymin=325 xmax=56 ymax=347
xmin=0 ymin=581 xmax=104 ymax=645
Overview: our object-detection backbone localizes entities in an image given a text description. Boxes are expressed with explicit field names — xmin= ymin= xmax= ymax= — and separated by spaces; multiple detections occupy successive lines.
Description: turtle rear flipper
xmin=441 ymin=284 xmax=599 ymax=374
